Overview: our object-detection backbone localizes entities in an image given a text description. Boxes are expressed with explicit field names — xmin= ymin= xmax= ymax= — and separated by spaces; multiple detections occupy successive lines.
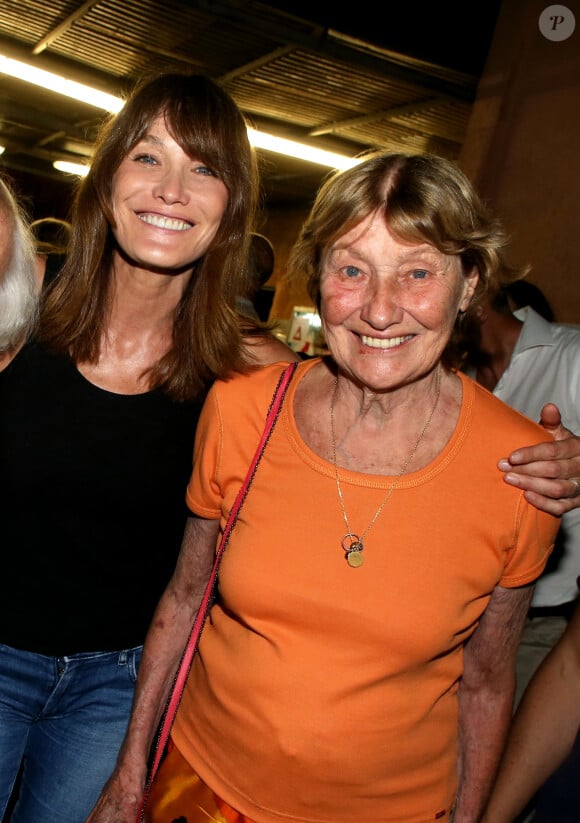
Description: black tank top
xmin=0 ymin=341 xmax=203 ymax=655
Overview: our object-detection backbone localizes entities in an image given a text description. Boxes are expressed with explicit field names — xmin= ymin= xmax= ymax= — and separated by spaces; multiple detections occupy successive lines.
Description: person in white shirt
xmin=466 ymin=284 xmax=580 ymax=704
xmin=464 ymin=283 xmax=580 ymax=821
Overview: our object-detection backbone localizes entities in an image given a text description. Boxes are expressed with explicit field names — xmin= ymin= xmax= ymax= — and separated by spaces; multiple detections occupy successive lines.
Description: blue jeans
xmin=0 ymin=642 xmax=142 ymax=822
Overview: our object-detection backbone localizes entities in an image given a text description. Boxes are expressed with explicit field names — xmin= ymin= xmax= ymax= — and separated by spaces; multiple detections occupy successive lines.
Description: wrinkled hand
xmin=499 ymin=403 xmax=580 ymax=516
xmin=84 ymin=765 xmax=144 ymax=823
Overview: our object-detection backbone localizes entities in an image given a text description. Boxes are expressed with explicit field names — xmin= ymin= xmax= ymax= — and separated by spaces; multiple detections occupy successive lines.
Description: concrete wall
xmin=459 ymin=0 xmax=580 ymax=323
xmin=257 ymin=0 xmax=580 ymax=326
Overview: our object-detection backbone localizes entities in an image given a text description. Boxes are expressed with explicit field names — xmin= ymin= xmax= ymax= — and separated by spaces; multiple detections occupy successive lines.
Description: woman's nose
xmin=360 ymin=279 xmax=403 ymax=327
xmin=153 ymin=167 xmax=189 ymax=204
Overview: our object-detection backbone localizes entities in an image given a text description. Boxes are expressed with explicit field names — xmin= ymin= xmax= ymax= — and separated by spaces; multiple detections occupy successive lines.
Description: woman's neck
xmin=75 ymin=260 xmax=191 ymax=395
xmin=109 ymin=255 xmax=191 ymax=326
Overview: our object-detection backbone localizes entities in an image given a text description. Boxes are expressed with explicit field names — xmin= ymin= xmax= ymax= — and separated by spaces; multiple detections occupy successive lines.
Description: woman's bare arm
xmin=453 ymin=584 xmax=534 ymax=823
xmin=86 ymin=514 xmax=219 ymax=823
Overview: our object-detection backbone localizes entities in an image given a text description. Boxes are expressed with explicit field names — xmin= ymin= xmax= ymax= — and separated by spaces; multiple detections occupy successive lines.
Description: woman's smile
xmin=136 ymin=212 xmax=193 ymax=232
xmin=360 ymin=333 xmax=414 ymax=349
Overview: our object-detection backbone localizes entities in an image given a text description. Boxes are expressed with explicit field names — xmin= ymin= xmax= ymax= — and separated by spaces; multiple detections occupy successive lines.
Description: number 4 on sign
xmin=292 ymin=318 xmax=309 ymax=342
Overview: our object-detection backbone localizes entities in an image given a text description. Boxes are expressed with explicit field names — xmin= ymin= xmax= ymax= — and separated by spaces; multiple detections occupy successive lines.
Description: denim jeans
xmin=0 ymin=642 xmax=142 ymax=822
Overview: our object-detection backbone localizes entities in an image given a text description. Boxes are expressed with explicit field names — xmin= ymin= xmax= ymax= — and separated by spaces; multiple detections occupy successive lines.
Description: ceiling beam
xmin=32 ymin=0 xmax=101 ymax=54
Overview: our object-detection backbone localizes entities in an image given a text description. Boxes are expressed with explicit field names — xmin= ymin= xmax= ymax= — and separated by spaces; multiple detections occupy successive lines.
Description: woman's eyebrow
xmin=139 ymin=132 xmax=165 ymax=147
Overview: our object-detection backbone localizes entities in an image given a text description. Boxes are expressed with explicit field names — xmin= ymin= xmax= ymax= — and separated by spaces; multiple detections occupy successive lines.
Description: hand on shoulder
xmin=499 ymin=403 xmax=580 ymax=515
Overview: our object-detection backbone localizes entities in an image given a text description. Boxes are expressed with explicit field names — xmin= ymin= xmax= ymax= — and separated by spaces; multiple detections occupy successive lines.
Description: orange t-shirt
xmin=173 ymin=359 xmax=558 ymax=823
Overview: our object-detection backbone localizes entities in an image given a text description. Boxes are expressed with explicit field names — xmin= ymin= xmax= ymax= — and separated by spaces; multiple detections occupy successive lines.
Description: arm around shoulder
xmin=499 ymin=403 xmax=580 ymax=515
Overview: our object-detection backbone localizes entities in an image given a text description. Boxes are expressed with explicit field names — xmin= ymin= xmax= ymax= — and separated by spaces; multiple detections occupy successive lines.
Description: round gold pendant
xmin=346 ymin=550 xmax=364 ymax=568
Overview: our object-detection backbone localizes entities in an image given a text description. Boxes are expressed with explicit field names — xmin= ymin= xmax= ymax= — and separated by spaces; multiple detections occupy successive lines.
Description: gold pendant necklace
xmin=330 ymin=367 xmax=441 ymax=568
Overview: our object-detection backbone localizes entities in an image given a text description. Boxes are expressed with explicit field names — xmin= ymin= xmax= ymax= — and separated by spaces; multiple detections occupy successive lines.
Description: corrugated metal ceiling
xmin=0 ymin=0 xmax=499 ymax=204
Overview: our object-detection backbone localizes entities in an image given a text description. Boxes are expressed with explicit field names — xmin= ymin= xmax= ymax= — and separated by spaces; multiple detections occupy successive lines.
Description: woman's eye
xmin=343 ymin=265 xmax=361 ymax=279
xmin=411 ymin=269 xmax=428 ymax=280
xmin=194 ymin=164 xmax=218 ymax=177
xmin=133 ymin=153 xmax=157 ymax=165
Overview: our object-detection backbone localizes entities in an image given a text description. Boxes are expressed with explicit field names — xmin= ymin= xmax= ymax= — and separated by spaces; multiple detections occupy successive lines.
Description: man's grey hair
xmin=0 ymin=177 xmax=38 ymax=352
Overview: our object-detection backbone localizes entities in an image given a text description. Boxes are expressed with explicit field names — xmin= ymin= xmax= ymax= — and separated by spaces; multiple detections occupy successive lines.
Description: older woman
xmin=89 ymin=152 xmax=560 ymax=823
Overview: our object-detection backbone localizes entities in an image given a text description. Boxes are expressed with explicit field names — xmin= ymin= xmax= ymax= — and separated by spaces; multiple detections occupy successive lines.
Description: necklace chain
xmin=330 ymin=367 xmax=442 ymax=568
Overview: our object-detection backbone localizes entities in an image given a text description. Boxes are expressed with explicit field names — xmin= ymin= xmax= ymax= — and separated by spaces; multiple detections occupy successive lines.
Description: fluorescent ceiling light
xmin=0 ymin=55 xmax=123 ymax=112
xmin=53 ymin=160 xmax=90 ymax=177
xmin=0 ymin=53 xmax=359 ymax=172
xmin=247 ymin=128 xmax=359 ymax=170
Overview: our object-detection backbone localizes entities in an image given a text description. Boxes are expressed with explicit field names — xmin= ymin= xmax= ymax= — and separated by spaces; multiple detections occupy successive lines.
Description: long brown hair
xmin=40 ymin=73 xmax=260 ymax=401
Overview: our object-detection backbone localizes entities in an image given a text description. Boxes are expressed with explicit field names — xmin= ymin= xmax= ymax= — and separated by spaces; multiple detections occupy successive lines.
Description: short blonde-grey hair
xmin=288 ymin=151 xmax=523 ymax=312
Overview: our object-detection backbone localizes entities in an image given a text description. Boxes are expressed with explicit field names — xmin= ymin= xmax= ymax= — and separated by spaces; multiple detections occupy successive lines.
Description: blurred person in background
xmin=462 ymin=283 xmax=580 ymax=706
xmin=30 ymin=215 xmax=72 ymax=286
xmin=504 ymin=278 xmax=555 ymax=322
xmin=461 ymin=281 xmax=580 ymax=823
xmin=237 ymin=231 xmax=277 ymax=321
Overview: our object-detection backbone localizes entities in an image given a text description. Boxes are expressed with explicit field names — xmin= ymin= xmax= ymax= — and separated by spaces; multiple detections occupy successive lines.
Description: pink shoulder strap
xmin=137 ymin=361 xmax=297 ymax=820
